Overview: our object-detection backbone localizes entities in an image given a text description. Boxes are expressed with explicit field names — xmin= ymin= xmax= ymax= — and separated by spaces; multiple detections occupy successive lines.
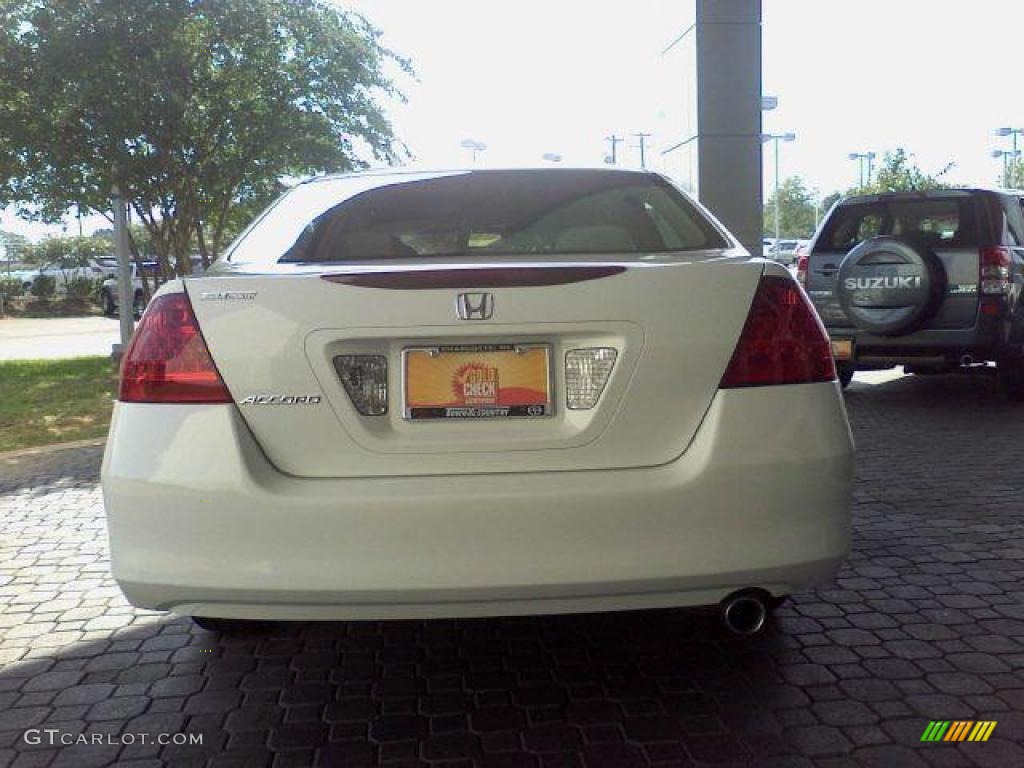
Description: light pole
xmin=111 ymin=184 xmax=134 ymax=356
xmin=459 ymin=138 xmax=487 ymax=163
xmin=992 ymin=148 xmax=1021 ymax=187
xmin=995 ymin=128 xmax=1024 ymax=186
xmin=762 ymin=132 xmax=796 ymax=255
xmin=848 ymin=151 xmax=877 ymax=188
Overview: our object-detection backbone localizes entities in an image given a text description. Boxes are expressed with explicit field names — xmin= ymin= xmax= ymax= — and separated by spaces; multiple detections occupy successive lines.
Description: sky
xmin=5 ymin=0 xmax=1024 ymax=241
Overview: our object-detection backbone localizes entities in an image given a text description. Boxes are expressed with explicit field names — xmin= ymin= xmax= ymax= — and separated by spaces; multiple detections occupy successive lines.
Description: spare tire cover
xmin=836 ymin=236 xmax=946 ymax=336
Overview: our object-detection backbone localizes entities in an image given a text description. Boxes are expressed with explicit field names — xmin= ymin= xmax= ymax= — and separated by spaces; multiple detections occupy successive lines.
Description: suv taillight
xmin=720 ymin=275 xmax=836 ymax=388
xmin=119 ymin=293 xmax=231 ymax=403
xmin=795 ymin=253 xmax=809 ymax=287
xmin=980 ymin=246 xmax=1011 ymax=295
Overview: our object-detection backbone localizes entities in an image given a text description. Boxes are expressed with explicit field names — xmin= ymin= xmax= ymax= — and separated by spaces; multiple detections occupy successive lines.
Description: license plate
xmin=404 ymin=344 xmax=552 ymax=420
xmin=831 ymin=339 xmax=853 ymax=361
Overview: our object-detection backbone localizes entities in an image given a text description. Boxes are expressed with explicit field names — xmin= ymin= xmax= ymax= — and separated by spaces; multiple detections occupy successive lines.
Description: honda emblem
xmin=455 ymin=292 xmax=494 ymax=320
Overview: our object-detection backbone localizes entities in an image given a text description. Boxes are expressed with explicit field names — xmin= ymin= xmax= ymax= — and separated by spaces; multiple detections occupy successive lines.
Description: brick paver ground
xmin=1 ymin=372 xmax=1022 ymax=767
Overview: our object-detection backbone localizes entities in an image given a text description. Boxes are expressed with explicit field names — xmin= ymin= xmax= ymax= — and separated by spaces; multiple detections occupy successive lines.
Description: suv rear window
xmin=817 ymin=197 xmax=980 ymax=252
xmin=227 ymin=170 xmax=727 ymax=265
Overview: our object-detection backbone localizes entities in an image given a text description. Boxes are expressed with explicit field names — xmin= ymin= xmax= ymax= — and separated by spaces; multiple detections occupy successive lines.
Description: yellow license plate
xmin=831 ymin=339 xmax=853 ymax=361
xmin=404 ymin=344 xmax=552 ymax=420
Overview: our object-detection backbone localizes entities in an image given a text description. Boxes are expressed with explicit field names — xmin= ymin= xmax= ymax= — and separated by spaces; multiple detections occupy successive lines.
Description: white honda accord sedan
xmin=101 ymin=168 xmax=853 ymax=635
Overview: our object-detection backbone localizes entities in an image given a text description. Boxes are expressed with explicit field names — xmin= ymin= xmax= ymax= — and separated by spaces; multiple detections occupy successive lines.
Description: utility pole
xmin=111 ymin=184 xmax=134 ymax=357
xmin=632 ymin=133 xmax=652 ymax=169
xmin=605 ymin=135 xmax=622 ymax=165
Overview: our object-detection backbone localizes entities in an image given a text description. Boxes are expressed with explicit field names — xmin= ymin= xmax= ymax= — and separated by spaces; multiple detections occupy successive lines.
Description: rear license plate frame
xmin=402 ymin=343 xmax=553 ymax=421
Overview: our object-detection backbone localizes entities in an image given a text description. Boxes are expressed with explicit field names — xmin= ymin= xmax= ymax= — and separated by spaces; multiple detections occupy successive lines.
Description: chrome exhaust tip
xmin=720 ymin=591 xmax=769 ymax=636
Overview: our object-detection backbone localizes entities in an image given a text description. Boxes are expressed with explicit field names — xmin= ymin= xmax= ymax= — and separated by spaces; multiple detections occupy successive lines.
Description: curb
xmin=0 ymin=437 xmax=106 ymax=462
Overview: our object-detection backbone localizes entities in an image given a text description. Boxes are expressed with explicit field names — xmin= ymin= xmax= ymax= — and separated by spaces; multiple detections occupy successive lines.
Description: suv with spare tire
xmin=798 ymin=189 xmax=1024 ymax=399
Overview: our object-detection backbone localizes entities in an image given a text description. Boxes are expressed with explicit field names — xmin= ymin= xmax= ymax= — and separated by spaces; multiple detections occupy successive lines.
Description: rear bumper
xmin=826 ymin=324 xmax=1003 ymax=365
xmin=101 ymin=383 xmax=854 ymax=620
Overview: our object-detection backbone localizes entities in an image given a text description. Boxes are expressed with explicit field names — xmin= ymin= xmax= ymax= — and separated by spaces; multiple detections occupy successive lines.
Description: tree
xmin=763 ymin=176 xmax=819 ymax=239
xmin=1004 ymin=158 xmax=1024 ymax=190
xmin=0 ymin=230 xmax=30 ymax=264
xmin=810 ymin=149 xmax=955 ymax=224
xmin=23 ymin=234 xmax=111 ymax=286
xmin=0 ymin=0 xmax=409 ymax=277
xmin=857 ymin=148 xmax=953 ymax=194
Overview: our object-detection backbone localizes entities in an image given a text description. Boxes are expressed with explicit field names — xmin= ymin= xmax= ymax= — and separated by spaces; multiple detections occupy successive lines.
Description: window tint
xmin=817 ymin=197 xmax=979 ymax=252
xmin=227 ymin=170 xmax=727 ymax=265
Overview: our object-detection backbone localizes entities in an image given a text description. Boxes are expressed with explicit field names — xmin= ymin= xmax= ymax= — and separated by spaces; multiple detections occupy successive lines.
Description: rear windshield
xmin=227 ymin=170 xmax=728 ymax=265
xmin=816 ymin=197 xmax=981 ymax=252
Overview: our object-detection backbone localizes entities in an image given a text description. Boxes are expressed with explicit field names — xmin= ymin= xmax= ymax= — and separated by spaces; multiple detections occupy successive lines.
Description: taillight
xmin=119 ymin=293 xmax=231 ymax=403
xmin=795 ymin=253 xmax=809 ymax=287
xmin=720 ymin=275 xmax=836 ymax=388
xmin=980 ymin=246 xmax=1011 ymax=295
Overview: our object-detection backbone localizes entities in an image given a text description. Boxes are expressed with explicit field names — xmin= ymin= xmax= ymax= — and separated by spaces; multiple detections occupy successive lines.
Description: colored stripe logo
xmin=920 ymin=721 xmax=997 ymax=742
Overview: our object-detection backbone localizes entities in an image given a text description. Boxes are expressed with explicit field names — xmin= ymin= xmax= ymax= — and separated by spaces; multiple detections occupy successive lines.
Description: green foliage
xmin=24 ymin=235 xmax=110 ymax=269
xmin=763 ymin=176 xmax=819 ymax=239
xmin=65 ymin=275 xmax=97 ymax=300
xmin=0 ymin=0 xmax=410 ymax=275
xmin=0 ymin=277 xmax=22 ymax=301
xmin=820 ymin=191 xmax=844 ymax=216
xmin=855 ymin=149 xmax=953 ymax=195
xmin=807 ymin=149 xmax=955 ymax=230
xmin=0 ymin=230 xmax=30 ymax=262
xmin=29 ymin=274 xmax=55 ymax=299
xmin=1004 ymin=158 xmax=1024 ymax=189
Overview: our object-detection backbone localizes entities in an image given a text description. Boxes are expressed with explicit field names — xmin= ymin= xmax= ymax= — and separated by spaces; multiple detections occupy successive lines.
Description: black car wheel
xmin=998 ymin=356 xmax=1024 ymax=402
xmin=836 ymin=362 xmax=855 ymax=389
xmin=836 ymin=236 xmax=946 ymax=336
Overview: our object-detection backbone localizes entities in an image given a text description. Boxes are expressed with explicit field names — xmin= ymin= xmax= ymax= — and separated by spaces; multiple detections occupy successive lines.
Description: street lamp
xmin=848 ymin=151 xmax=877 ymax=188
xmin=762 ymin=132 xmax=796 ymax=256
xmin=991 ymin=148 xmax=1021 ymax=187
xmin=460 ymin=138 xmax=487 ymax=163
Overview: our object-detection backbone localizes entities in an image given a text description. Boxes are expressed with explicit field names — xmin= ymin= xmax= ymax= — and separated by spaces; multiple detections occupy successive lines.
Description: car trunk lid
xmin=186 ymin=256 xmax=762 ymax=478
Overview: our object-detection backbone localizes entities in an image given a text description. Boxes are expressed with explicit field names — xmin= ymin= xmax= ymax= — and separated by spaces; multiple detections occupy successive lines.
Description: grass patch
xmin=0 ymin=357 xmax=117 ymax=452
xmin=1 ymin=298 xmax=102 ymax=318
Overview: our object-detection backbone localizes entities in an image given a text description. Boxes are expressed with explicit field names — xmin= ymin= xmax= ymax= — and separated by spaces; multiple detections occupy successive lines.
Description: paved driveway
xmin=1 ymin=373 xmax=1022 ymax=767
xmin=0 ymin=317 xmax=120 ymax=361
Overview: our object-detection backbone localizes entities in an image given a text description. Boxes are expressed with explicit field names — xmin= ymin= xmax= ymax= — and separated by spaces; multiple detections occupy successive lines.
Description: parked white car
xmin=100 ymin=261 xmax=161 ymax=317
xmin=10 ymin=259 xmax=111 ymax=294
xmin=101 ymin=257 xmax=205 ymax=316
xmin=102 ymin=168 xmax=854 ymax=635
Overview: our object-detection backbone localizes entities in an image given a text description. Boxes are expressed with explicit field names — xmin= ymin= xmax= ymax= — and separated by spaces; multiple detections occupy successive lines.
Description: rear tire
xmin=836 ymin=362 xmax=855 ymax=389
xmin=998 ymin=356 xmax=1024 ymax=402
xmin=191 ymin=616 xmax=255 ymax=633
